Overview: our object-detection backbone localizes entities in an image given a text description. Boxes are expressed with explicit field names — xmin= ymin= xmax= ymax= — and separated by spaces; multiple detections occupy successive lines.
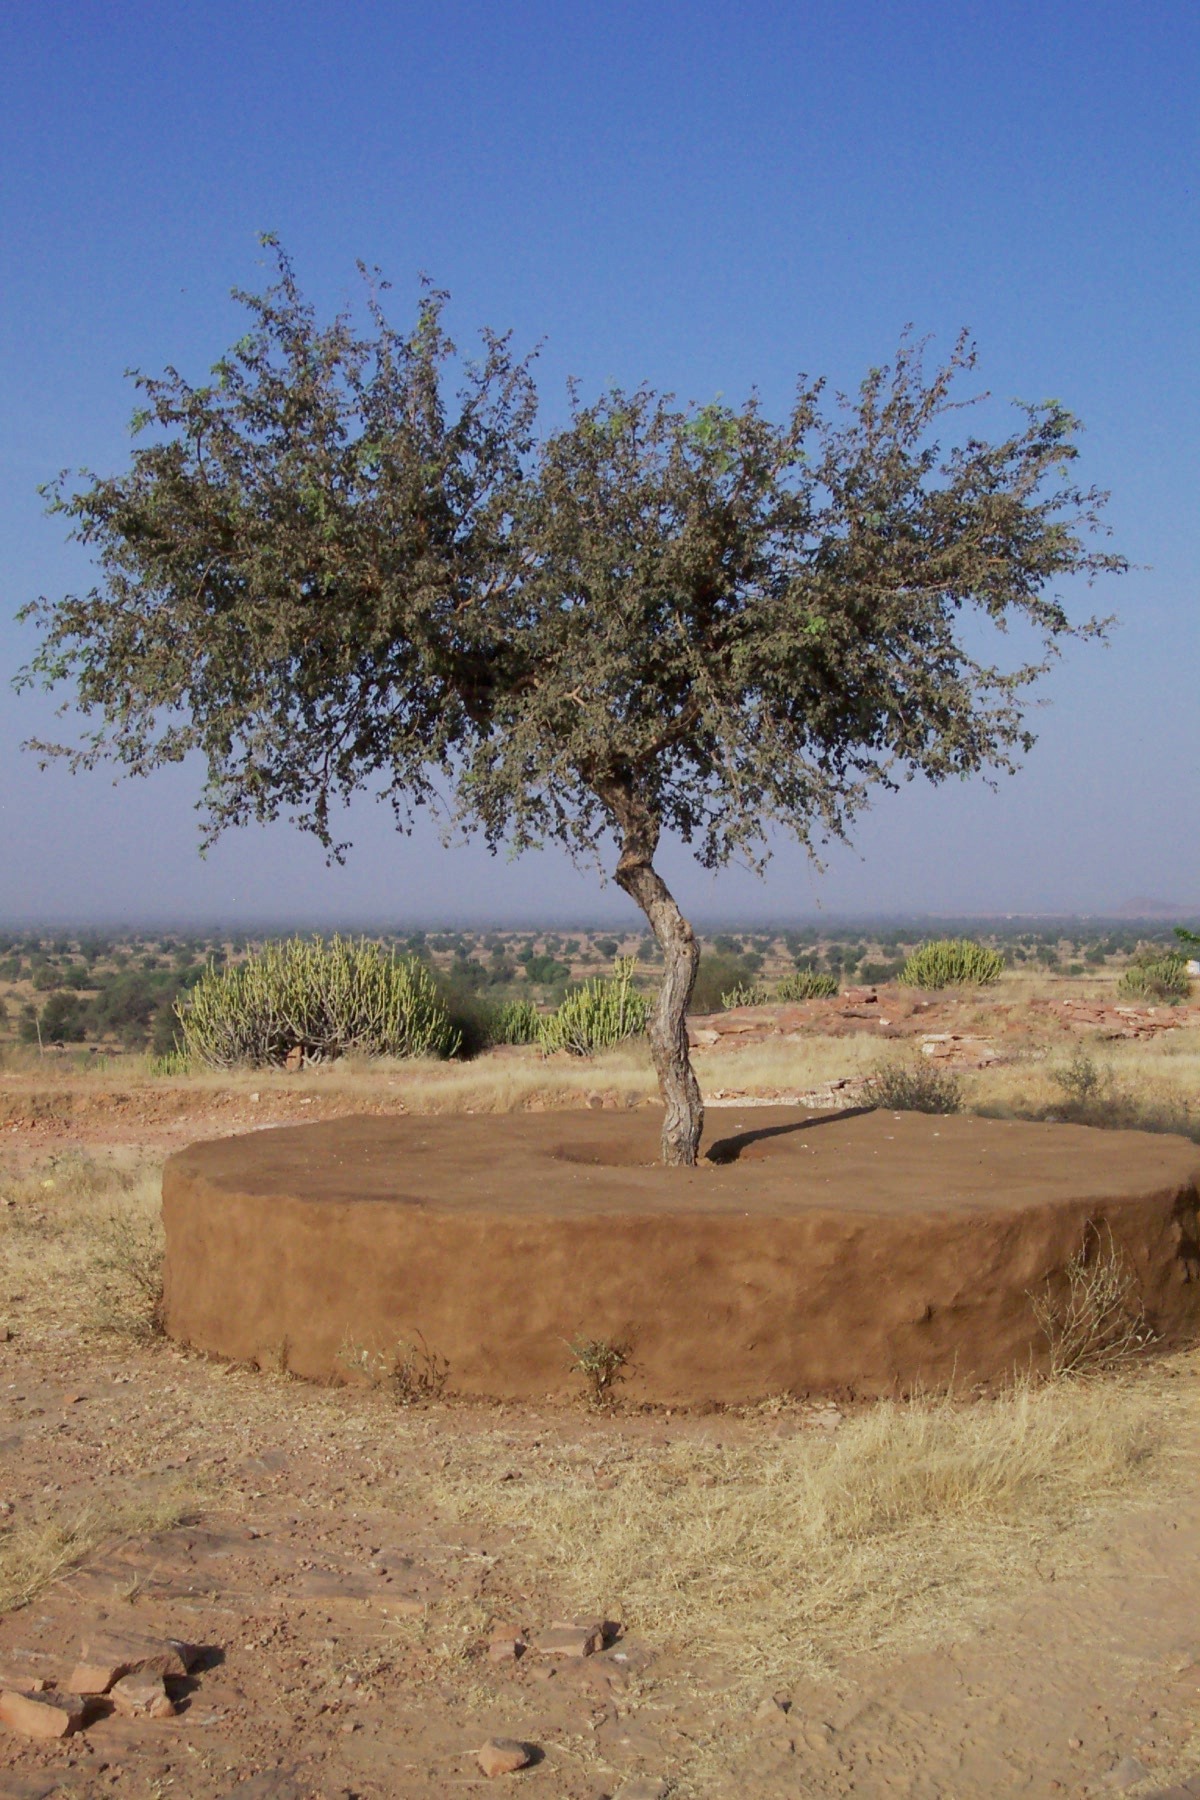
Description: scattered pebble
xmin=477 ymin=1736 xmax=534 ymax=1777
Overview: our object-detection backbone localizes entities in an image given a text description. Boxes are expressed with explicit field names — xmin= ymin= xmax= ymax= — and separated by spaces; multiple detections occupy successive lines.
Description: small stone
xmin=613 ymin=1781 xmax=669 ymax=1800
xmin=477 ymin=1737 xmax=533 ymax=1776
xmin=110 ymin=1673 xmax=176 ymax=1719
xmin=1069 ymin=1736 xmax=1083 ymax=1750
xmin=70 ymin=1630 xmax=199 ymax=1694
xmin=488 ymin=1634 xmax=524 ymax=1662
xmin=0 ymin=1688 xmax=85 ymax=1739
xmin=755 ymin=1694 xmax=791 ymax=1722
xmin=534 ymin=1621 xmax=603 ymax=1658
xmin=1103 ymin=1756 xmax=1151 ymax=1791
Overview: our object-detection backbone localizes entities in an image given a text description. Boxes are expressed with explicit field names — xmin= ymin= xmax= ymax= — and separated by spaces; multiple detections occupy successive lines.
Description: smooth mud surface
xmin=163 ymin=1109 xmax=1200 ymax=1401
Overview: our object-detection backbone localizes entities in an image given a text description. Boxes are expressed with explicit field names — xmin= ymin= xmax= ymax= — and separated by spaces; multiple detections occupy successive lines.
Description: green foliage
xmin=1118 ymin=952 xmax=1191 ymax=1003
xmin=22 ymin=246 xmax=1122 ymax=894
xmin=39 ymin=991 xmax=87 ymax=1042
xmin=690 ymin=952 xmax=761 ymax=1014
xmin=897 ymin=938 xmax=1005 ymax=990
xmin=720 ymin=980 xmax=769 ymax=1008
xmin=566 ymin=1334 xmax=632 ymax=1407
xmin=487 ymin=997 xmax=542 ymax=1046
xmin=538 ymin=959 xmax=649 ymax=1057
xmin=776 ymin=969 xmax=839 ymax=1001
xmin=176 ymin=935 xmax=459 ymax=1068
xmin=523 ymin=952 xmax=571 ymax=986
xmin=861 ymin=1057 xmax=963 ymax=1114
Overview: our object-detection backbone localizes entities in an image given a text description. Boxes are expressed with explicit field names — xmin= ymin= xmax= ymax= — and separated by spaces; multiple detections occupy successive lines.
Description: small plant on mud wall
xmin=898 ymin=939 xmax=1005 ymax=989
xmin=337 ymin=1330 xmax=450 ymax=1405
xmin=861 ymin=1057 xmax=963 ymax=1114
xmin=567 ymin=1335 xmax=632 ymax=1407
xmin=1030 ymin=1221 xmax=1157 ymax=1378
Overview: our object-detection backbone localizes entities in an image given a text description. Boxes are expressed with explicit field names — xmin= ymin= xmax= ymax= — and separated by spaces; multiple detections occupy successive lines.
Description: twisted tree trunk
xmin=596 ymin=773 xmax=704 ymax=1166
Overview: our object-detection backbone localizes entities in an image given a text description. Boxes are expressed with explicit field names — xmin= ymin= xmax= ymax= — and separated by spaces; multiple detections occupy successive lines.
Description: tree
xmin=17 ymin=245 xmax=1124 ymax=1164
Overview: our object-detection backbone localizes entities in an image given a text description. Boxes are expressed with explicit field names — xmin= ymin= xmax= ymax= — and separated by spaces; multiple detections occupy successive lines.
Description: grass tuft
xmin=430 ymin=1374 xmax=1171 ymax=1679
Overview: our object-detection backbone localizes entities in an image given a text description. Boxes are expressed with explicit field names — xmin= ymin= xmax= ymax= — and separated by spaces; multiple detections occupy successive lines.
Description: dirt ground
xmin=3 ymin=1009 xmax=1200 ymax=1799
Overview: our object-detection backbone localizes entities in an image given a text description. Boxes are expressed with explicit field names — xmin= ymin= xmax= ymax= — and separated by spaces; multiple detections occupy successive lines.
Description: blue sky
xmin=1 ymin=0 xmax=1196 ymax=925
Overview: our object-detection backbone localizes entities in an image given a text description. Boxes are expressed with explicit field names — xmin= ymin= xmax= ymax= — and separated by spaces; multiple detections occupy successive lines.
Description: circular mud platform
xmin=161 ymin=1109 xmax=1200 ymax=1403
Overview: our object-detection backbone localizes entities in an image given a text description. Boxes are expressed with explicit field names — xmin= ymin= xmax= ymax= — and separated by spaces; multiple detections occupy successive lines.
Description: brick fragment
xmin=110 ymin=1672 xmax=176 ymax=1719
xmin=69 ymin=1630 xmax=198 ymax=1694
xmin=533 ymin=1621 xmax=603 ymax=1657
xmin=0 ymin=1688 xmax=85 ymax=1739
xmin=477 ymin=1737 xmax=533 ymax=1776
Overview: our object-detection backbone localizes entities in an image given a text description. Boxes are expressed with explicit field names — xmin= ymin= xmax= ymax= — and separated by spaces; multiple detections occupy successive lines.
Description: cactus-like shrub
xmin=176 ymin=935 xmax=459 ymax=1068
xmin=539 ymin=958 xmax=649 ymax=1057
xmin=776 ymin=969 xmax=839 ymax=1002
xmin=719 ymin=980 xmax=769 ymax=1009
xmin=897 ymin=938 xmax=1005 ymax=990
xmin=1118 ymin=953 xmax=1191 ymax=1004
xmin=488 ymin=998 xmax=543 ymax=1046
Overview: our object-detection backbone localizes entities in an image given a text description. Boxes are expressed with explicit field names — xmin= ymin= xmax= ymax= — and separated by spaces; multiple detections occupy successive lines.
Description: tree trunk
xmin=595 ymin=774 xmax=704 ymax=1166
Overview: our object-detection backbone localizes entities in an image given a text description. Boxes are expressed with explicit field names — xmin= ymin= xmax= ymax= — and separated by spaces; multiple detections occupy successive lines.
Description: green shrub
xmin=1117 ymin=953 xmax=1191 ymax=1004
xmin=776 ymin=969 xmax=839 ymax=1002
xmin=176 ymin=935 xmax=459 ymax=1068
xmin=720 ymin=980 xmax=769 ymax=1008
xmin=539 ymin=959 xmax=649 ymax=1057
xmin=897 ymin=939 xmax=1005 ymax=989
xmin=39 ymin=991 xmax=88 ymax=1043
xmin=861 ymin=1057 xmax=963 ymax=1114
xmin=860 ymin=959 xmax=905 ymax=985
xmin=690 ymin=952 xmax=761 ymax=1013
xmin=488 ymin=998 xmax=542 ymax=1046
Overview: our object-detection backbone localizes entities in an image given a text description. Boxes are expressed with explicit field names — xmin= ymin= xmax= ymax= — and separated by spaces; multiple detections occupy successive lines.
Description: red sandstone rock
xmin=110 ymin=1673 xmax=176 ymax=1719
xmin=0 ymin=1688 xmax=85 ymax=1739
xmin=477 ymin=1736 xmax=533 ymax=1775
xmin=70 ymin=1630 xmax=197 ymax=1694
xmin=534 ymin=1621 xmax=602 ymax=1657
xmin=487 ymin=1633 xmax=524 ymax=1662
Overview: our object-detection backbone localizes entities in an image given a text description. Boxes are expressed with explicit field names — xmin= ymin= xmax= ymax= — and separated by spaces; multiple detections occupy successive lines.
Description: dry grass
xmin=970 ymin=1032 xmax=1200 ymax=1142
xmin=692 ymin=1032 xmax=881 ymax=1096
xmin=0 ymin=1150 xmax=164 ymax=1338
xmin=0 ymin=1487 xmax=199 ymax=1615
xmin=427 ymin=1372 xmax=1182 ymax=1683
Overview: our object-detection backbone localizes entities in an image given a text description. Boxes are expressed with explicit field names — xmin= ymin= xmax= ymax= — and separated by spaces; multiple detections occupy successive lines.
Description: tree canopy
xmin=18 ymin=244 xmax=1125 ymax=1161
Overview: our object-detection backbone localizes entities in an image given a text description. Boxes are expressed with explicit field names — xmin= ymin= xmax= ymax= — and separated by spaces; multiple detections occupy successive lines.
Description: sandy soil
xmin=3 ymin=1039 xmax=1200 ymax=1798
